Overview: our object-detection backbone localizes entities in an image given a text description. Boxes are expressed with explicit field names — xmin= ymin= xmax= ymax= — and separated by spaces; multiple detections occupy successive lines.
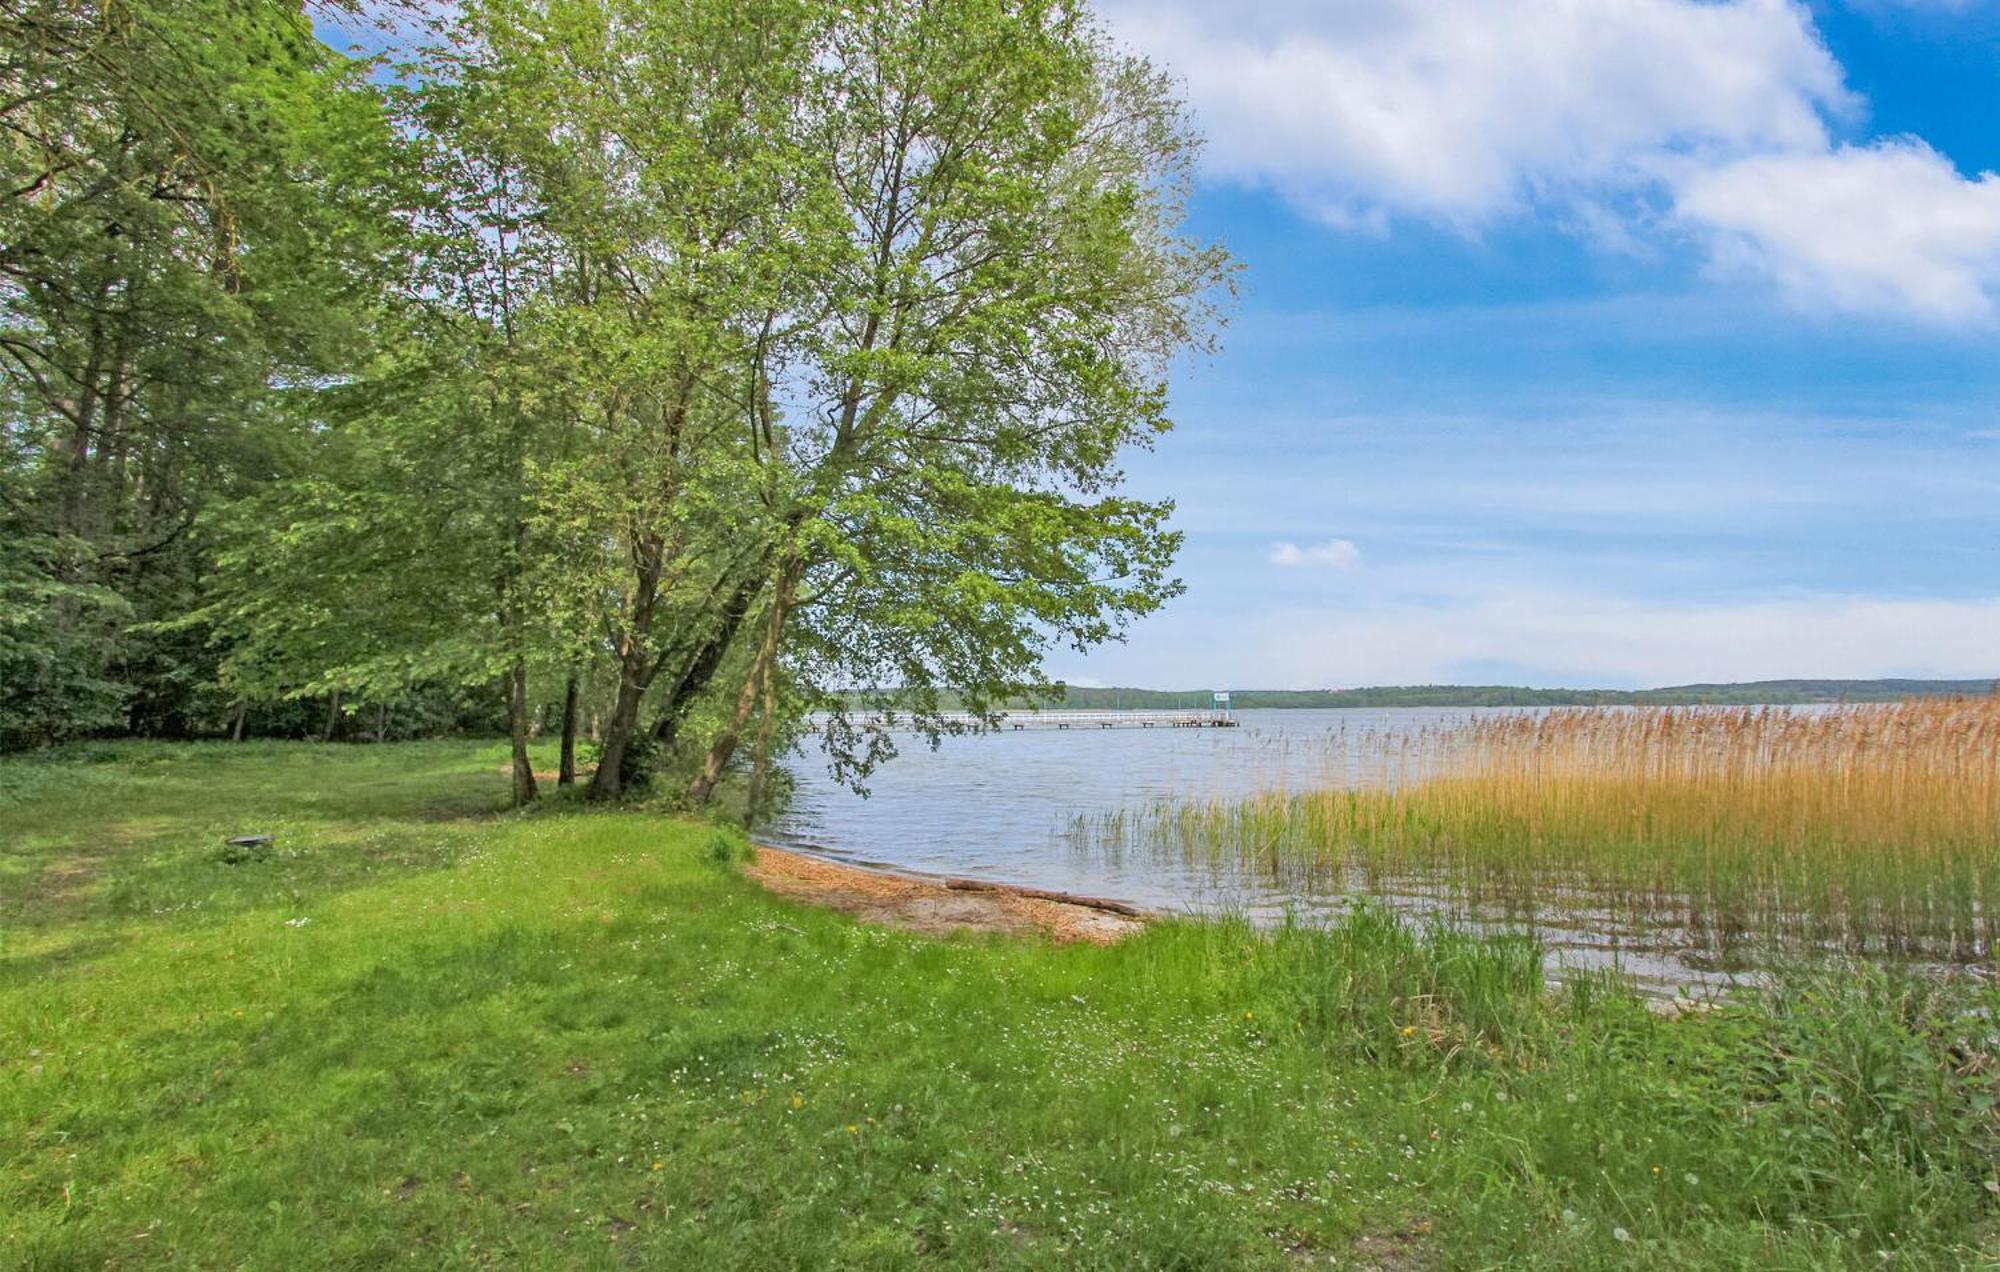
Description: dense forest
xmin=0 ymin=0 xmax=1230 ymax=804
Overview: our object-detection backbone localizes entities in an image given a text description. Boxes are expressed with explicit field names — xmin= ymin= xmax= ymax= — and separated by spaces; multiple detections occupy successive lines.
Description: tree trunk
xmin=508 ymin=659 xmax=538 ymax=807
xmin=690 ymin=565 xmax=796 ymax=806
xmin=229 ymin=702 xmax=247 ymax=742
xmin=645 ymin=567 xmax=766 ymax=757
xmin=558 ymin=671 xmax=580 ymax=787
xmin=374 ymin=701 xmax=390 ymax=743
xmin=56 ymin=302 xmax=109 ymax=539
xmin=744 ymin=664 xmax=779 ymax=826
xmin=589 ymin=672 xmax=646 ymax=800
xmin=321 ymin=690 xmax=342 ymax=743
xmin=587 ymin=548 xmax=664 ymax=802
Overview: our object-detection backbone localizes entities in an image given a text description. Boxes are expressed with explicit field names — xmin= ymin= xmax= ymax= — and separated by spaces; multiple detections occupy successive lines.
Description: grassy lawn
xmin=2 ymin=742 xmax=1995 ymax=1268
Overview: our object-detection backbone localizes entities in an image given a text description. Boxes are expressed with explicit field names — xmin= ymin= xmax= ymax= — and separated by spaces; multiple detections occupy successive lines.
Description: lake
xmin=773 ymin=707 xmax=1462 ymax=899
xmin=770 ymin=706 xmax=1759 ymax=991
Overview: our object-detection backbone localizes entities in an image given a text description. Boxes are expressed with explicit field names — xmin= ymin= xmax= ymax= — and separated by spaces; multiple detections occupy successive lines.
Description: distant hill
xmin=1032 ymin=679 xmax=1998 ymax=709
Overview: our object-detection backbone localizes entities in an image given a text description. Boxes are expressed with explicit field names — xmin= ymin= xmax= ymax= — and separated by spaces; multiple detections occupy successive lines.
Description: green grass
xmin=3 ymin=742 xmax=1996 ymax=1267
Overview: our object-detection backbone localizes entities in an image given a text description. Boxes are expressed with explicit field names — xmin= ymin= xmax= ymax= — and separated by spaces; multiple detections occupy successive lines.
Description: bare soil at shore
xmin=745 ymin=844 xmax=1147 ymax=945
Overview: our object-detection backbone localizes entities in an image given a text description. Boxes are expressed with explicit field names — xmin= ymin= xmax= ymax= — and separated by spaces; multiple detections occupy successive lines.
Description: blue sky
xmin=1051 ymin=0 xmax=2000 ymax=690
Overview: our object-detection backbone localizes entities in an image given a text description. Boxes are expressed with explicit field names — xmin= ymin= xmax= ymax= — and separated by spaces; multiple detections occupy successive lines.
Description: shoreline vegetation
xmin=1078 ymin=698 xmax=2000 ymax=967
xmin=4 ymin=741 xmax=1997 ymax=1265
xmin=1017 ymin=678 xmax=2000 ymax=711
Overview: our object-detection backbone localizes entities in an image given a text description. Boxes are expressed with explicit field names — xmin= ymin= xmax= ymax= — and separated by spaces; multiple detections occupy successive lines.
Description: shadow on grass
xmin=0 ymin=931 xmax=135 ymax=989
xmin=0 ymin=740 xmax=537 ymax=986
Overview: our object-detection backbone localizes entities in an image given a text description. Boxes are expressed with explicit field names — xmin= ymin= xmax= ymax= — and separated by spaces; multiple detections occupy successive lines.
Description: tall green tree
xmin=197 ymin=0 xmax=812 ymax=801
xmin=683 ymin=0 xmax=1230 ymax=801
xmin=198 ymin=52 xmax=589 ymax=802
xmin=0 ymin=0 xmax=391 ymax=747
xmin=65 ymin=0 xmax=1229 ymax=822
xmin=411 ymin=0 xmax=834 ymax=800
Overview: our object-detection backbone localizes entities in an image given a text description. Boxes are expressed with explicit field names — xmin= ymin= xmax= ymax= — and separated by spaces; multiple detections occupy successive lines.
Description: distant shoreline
xmin=1015 ymin=678 xmax=1999 ymax=710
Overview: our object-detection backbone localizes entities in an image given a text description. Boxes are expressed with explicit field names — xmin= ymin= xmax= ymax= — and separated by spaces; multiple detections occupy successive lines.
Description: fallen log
xmin=941 ymin=878 xmax=1147 ymax=918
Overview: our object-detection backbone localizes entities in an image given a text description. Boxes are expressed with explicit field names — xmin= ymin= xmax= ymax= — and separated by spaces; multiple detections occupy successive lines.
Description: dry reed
xmin=1087 ymin=699 xmax=2000 ymax=961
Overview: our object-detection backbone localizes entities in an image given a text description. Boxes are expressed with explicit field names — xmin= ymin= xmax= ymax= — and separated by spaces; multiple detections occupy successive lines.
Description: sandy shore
xmin=746 ymin=844 xmax=1148 ymax=945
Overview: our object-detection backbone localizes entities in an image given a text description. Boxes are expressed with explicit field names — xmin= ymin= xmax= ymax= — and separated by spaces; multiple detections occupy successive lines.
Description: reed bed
xmin=1081 ymin=700 xmax=2000 ymax=962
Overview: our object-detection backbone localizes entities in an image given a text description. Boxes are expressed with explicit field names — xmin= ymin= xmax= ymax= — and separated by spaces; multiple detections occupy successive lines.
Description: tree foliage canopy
xmin=1 ymin=0 xmax=392 ymax=745
xmin=1 ymin=0 xmax=1230 ymax=809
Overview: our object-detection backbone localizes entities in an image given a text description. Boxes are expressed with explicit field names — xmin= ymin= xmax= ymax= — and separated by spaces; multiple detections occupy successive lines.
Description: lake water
xmin=770 ymin=707 xmax=1758 ymax=991
xmin=772 ymin=708 xmax=1467 ymax=903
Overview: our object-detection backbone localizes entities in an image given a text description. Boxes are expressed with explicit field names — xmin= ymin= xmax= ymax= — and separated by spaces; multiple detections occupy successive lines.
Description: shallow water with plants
xmin=779 ymin=702 xmax=1998 ymax=992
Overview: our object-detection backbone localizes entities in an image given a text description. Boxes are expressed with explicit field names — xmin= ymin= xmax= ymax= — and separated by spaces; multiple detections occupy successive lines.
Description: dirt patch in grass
xmin=497 ymin=763 xmax=589 ymax=784
xmin=4 ymin=853 xmax=110 ymax=931
xmin=1348 ymin=1216 xmax=1437 ymax=1270
xmin=745 ymin=845 xmax=1146 ymax=945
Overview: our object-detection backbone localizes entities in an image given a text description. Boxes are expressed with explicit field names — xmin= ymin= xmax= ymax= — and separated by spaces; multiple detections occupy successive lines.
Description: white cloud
xmin=1107 ymin=0 xmax=1847 ymax=225
xmin=1676 ymin=140 xmax=2000 ymax=322
xmin=1270 ymin=538 xmax=1363 ymax=568
xmin=1106 ymin=0 xmax=2000 ymax=323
